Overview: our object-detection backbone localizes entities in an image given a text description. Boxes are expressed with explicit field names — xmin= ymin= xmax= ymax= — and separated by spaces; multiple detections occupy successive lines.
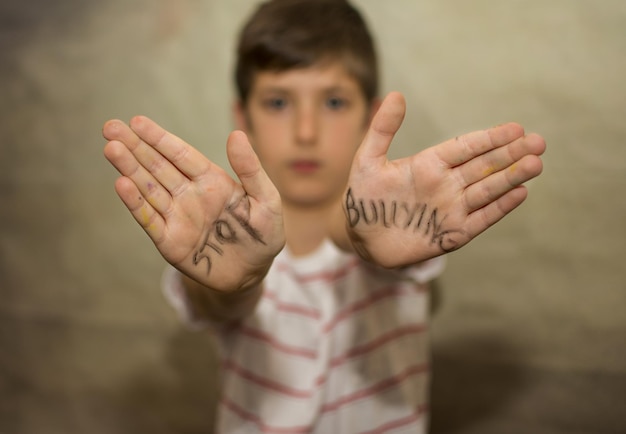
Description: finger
xmin=113 ymin=176 xmax=166 ymax=243
xmin=103 ymin=119 xmax=189 ymax=195
xmin=463 ymin=154 xmax=543 ymax=212
xmin=104 ymin=139 xmax=173 ymax=215
xmin=435 ymin=123 xmax=526 ymax=167
xmin=356 ymin=91 xmax=406 ymax=162
xmin=127 ymin=116 xmax=215 ymax=180
xmin=227 ymin=130 xmax=280 ymax=205
xmin=457 ymin=132 xmax=546 ymax=186
xmin=465 ymin=186 xmax=529 ymax=238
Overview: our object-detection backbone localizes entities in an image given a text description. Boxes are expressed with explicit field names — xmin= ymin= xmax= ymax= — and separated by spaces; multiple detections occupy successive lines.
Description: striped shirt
xmin=163 ymin=240 xmax=445 ymax=433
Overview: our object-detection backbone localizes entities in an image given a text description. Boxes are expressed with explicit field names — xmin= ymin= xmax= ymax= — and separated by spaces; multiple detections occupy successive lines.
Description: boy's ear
xmin=233 ymin=100 xmax=249 ymax=132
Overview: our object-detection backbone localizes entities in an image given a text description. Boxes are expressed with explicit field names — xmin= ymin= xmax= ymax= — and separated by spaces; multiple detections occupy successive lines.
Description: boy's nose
xmin=294 ymin=107 xmax=318 ymax=146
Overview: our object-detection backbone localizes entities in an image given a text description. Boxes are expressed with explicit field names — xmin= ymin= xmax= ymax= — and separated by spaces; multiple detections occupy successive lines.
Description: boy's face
xmin=235 ymin=63 xmax=376 ymax=209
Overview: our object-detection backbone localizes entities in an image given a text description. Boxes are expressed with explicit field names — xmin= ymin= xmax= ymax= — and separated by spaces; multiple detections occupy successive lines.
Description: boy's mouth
xmin=290 ymin=160 xmax=321 ymax=174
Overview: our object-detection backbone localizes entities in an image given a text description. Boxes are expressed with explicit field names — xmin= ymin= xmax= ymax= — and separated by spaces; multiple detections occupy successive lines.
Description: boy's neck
xmin=282 ymin=201 xmax=338 ymax=257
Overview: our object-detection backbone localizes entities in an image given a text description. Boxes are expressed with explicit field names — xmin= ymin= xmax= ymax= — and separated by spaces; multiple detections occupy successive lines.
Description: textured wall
xmin=1 ymin=1 xmax=625 ymax=433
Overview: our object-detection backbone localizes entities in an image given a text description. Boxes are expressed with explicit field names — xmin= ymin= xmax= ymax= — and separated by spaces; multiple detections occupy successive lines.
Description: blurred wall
xmin=1 ymin=1 xmax=624 ymax=433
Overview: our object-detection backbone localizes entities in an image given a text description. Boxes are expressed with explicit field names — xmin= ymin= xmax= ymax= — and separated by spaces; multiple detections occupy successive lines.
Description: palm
xmin=345 ymin=92 xmax=545 ymax=268
xmin=103 ymin=117 xmax=284 ymax=291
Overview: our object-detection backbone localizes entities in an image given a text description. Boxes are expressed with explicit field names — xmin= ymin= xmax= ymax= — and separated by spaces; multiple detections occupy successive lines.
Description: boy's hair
xmin=235 ymin=0 xmax=379 ymax=104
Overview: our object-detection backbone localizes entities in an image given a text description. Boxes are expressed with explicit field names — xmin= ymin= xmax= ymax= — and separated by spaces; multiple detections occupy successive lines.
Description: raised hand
xmin=103 ymin=116 xmax=285 ymax=292
xmin=343 ymin=92 xmax=545 ymax=268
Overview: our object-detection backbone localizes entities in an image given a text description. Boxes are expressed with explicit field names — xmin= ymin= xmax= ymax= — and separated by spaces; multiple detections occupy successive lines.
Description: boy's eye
xmin=263 ymin=97 xmax=288 ymax=110
xmin=326 ymin=96 xmax=347 ymax=110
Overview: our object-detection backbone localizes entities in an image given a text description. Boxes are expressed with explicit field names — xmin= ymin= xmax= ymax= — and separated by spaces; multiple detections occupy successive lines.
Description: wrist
xmin=180 ymin=267 xmax=266 ymax=323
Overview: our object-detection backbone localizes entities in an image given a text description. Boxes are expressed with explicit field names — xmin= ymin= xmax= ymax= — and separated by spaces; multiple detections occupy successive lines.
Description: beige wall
xmin=1 ymin=1 xmax=624 ymax=432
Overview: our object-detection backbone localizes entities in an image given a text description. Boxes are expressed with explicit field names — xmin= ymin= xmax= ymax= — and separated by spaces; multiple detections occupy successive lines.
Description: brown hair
xmin=234 ymin=0 xmax=379 ymax=104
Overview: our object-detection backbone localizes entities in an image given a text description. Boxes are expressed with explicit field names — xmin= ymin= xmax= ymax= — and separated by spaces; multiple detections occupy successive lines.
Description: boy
xmin=103 ymin=0 xmax=545 ymax=432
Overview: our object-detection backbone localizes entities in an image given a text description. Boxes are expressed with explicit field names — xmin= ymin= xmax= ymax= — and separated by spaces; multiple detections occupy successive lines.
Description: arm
xmin=329 ymin=92 xmax=546 ymax=268
xmin=103 ymin=117 xmax=285 ymax=322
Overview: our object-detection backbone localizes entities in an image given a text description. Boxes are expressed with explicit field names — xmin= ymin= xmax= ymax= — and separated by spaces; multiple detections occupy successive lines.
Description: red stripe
xmin=223 ymin=359 xmax=325 ymax=399
xmin=237 ymin=325 xmax=318 ymax=359
xmin=359 ymin=404 xmax=429 ymax=434
xmin=330 ymin=323 xmax=427 ymax=368
xmin=220 ymin=397 xmax=312 ymax=434
xmin=263 ymin=291 xmax=321 ymax=319
xmin=323 ymin=285 xmax=413 ymax=333
xmin=321 ymin=363 xmax=429 ymax=413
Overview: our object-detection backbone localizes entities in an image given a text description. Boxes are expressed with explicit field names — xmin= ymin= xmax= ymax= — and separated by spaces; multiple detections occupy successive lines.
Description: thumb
xmin=226 ymin=130 xmax=279 ymax=203
xmin=356 ymin=91 xmax=406 ymax=162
